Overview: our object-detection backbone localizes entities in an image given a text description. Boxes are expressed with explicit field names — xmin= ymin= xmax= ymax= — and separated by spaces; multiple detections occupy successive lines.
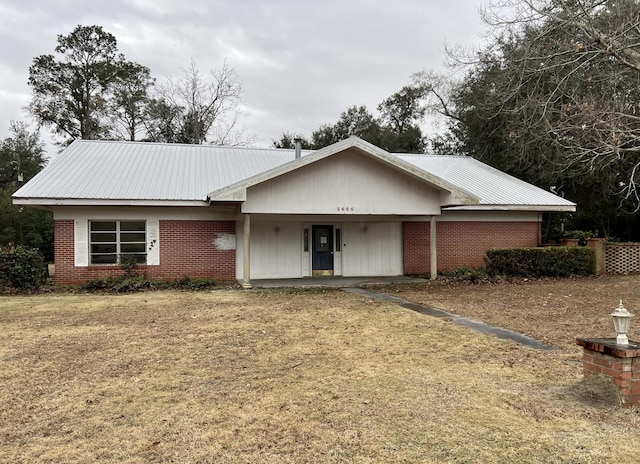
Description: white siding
xmin=249 ymin=221 xmax=303 ymax=279
xmin=342 ymin=222 xmax=402 ymax=276
xmin=438 ymin=210 xmax=540 ymax=222
xmin=237 ymin=218 xmax=403 ymax=280
xmin=242 ymin=149 xmax=442 ymax=215
xmin=54 ymin=206 xmax=236 ymax=221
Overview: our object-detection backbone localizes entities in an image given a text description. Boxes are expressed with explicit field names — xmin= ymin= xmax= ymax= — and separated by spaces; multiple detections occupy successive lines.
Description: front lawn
xmin=1 ymin=282 xmax=639 ymax=463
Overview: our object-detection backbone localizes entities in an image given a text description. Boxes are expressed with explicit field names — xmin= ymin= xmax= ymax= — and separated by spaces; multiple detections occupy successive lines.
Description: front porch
xmin=249 ymin=275 xmax=428 ymax=288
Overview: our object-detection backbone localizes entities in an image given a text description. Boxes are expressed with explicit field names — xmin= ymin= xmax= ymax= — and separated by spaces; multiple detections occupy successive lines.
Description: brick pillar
xmin=576 ymin=338 xmax=640 ymax=407
xmin=586 ymin=239 xmax=605 ymax=275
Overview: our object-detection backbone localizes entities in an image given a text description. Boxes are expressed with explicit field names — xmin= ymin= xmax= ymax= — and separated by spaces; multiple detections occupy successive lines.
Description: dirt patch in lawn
xmin=1 ymin=283 xmax=640 ymax=463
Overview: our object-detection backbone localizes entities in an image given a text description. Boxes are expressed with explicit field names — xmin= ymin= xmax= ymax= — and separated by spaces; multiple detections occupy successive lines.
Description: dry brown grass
xmin=377 ymin=274 xmax=640 ymax=353
xmin=1 ymin=281 xmax=640 ymax=463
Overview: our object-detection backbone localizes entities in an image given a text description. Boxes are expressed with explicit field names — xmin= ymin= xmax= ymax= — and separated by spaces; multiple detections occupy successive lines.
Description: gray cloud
xmin=0 ymin=0 xmax=488 ymax=154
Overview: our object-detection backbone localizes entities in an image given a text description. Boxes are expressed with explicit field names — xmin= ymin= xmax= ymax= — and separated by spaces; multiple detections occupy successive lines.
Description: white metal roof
xmin=13 ymin=138 xmax=575 ymax=212
xmin=13 ymin=140 xmax=299 ymax=205
xmin=396 ymin=153 xmax=576 ymax=211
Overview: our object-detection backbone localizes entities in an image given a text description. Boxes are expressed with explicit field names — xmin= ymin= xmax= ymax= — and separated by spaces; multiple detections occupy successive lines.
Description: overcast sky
xmin=0 ymin=0 xmax=490 ymax=156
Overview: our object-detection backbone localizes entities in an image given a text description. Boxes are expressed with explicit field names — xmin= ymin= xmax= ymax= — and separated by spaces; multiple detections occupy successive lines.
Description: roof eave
xmin=12 ymin=198 xmax=210 ymax=207
xmin=443 ymin=204 xmax=577 ymax=212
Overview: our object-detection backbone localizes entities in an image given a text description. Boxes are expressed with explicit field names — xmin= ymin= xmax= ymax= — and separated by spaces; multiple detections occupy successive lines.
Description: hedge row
xmin=0 ymin=245 xmax=45 ymax=289
xmin=485 ymin=247 xmax=595 ymax=277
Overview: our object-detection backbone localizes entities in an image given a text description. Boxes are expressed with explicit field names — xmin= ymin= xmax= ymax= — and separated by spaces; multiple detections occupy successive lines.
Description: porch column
xmin=242 ymin=213 xmax=252 ymax=289
xmin=430 ymin=215 xmax=437 ymax=280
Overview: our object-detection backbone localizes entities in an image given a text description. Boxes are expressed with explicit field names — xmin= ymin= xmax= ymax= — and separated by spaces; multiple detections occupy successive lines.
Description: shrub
xmin=172 ymin=276 xmax=216 ymax=290
xmin=81 ymin=275 xmax=216 ymax=292
xmin=113 ymin=276 xmax=153 ymax=292
xmin=119 ymin=255 xmax=141 ymax=278
xmin=562 ymin=230 xmax=594 ymax=240
xmin=443 ymin=267 xmax=488 ymax=283
xmin=82 ymin=276 xmax=153 ymax=292
xmin=0 ymin=245 xmax=45 ymax=290
xmin=83 ymin=276 xmax=119 ymax=290
xmin=485 ymin=247 xmax=595 ymax=277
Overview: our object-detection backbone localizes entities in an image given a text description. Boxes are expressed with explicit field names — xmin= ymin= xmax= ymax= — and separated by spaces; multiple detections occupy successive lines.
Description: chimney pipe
xmin=294 ymin=138 xmax=302 ymax=159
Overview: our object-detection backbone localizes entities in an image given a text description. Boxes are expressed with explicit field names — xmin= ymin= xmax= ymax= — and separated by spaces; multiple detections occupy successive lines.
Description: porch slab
xmin=249 ymin=275 xmax=427 ymax=288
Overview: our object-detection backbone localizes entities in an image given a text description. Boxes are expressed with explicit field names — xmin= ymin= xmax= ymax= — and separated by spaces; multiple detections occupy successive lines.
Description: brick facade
xmin=54 ymin=219 xmax=236 ymax=284
xmin=55 ymin=217 xmax=541 ymax=284
xmin=403 ymin=221 xmax=540 ymax=275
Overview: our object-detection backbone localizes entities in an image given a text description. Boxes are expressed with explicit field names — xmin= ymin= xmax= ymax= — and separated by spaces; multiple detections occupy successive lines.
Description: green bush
xmin=0 ymin=245 xmax=45 ymax=289
xmin=443 ymin=267 xmax=488 ymax=282
xmin=485 ymin=247 xmax=595 ymax=277
xmin=83 ymin=276 xmax=155 ymax=292
xmin=83 ymin=276 xmax=120 ymax=290
xmin=119 ymin=255 xmax=141 ymax=278
xmin=562 ymin=230 xmax=594 ymax=240
xmin=113 ymin=276 xmax=153 ymax=292
xmin=81 ymin=275 xmax=216 ymax=292
xmin=172 ymin=276 xmax=216 ymax=290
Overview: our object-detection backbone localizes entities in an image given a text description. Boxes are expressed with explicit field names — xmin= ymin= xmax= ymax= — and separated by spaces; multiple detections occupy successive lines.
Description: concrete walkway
xmin=250 ymin=275 xmax=555 ymax=351
xmin=346 ymin=287 xmax=556 ymax=351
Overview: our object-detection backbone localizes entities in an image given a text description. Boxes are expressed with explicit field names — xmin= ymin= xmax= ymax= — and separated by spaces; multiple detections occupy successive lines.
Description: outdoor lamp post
xmin=611 ymin=300 xmax=633 ymax=345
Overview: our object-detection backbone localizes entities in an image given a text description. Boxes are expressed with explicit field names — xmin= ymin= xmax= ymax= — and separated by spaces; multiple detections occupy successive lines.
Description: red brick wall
xmin=54 ymin=219 xmax=236 ymax=284
xmin=578 ymin=338 xmax=640 ymax=407
xmin=403 ymin=221 xmax=540 ymax=275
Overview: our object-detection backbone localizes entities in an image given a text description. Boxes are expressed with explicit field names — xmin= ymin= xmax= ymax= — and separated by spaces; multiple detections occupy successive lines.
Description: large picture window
xmin=90 ymin=220 xmax=147 ymax=264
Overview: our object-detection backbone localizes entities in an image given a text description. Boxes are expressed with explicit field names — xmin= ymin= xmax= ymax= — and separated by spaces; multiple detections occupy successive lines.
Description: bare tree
xmin=421 ymin=0 xmax=640 ymax=212
xmin=482 ymin=0 xmax=640 ymax=204
xmin=149 ymin=59 xmax=253 ymax=145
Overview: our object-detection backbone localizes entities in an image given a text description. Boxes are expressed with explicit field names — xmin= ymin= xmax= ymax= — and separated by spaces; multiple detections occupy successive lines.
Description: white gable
xmin=242 ymin=149 xmax=446 ymax=215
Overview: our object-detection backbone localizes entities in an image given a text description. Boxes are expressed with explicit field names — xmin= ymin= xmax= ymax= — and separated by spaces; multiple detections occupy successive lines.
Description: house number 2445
xmin=337 ymin=206 xmax=354 ymax=212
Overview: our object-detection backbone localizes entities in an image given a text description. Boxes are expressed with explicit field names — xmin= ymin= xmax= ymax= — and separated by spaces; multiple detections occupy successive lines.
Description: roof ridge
xmin=394 ymin=152 xmax=472 ymax=159
xmin=74 ymin=139 xmax=304 ymax=153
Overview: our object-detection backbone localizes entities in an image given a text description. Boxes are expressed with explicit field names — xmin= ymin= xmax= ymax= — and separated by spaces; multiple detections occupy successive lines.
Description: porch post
xmin=242 ymin=213 xmax=252 ymax=289
xmin=430 ymin=215 xmax=437 ymax=280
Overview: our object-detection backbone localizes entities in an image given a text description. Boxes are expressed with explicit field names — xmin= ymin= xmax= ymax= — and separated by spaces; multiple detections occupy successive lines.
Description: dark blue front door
xmin=312 ymin=225 xmax=334 ymax=276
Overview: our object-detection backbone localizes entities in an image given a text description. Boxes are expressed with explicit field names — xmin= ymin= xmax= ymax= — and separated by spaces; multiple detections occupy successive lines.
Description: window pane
xmin=121 ymin=243 xmax=146 ymax=253
xmin=122 ymin=253 xmax=147 ymax=264
xmin=120 ymin=221 xmax=145 ymax=231
xmin=335 ymin=229 xmax=341 ymax=252
xmin=91 ymin=254 xmax=118 ymax=264
xmin=91 ymin=233 xmax=117 ymax=242
xmin=91 ymin=244 xmax=117 ymax=254
xmin=120 ymin=233 xmax=146 ymax=243
xmin=91 ymin=221 xmax=116 ymax=232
